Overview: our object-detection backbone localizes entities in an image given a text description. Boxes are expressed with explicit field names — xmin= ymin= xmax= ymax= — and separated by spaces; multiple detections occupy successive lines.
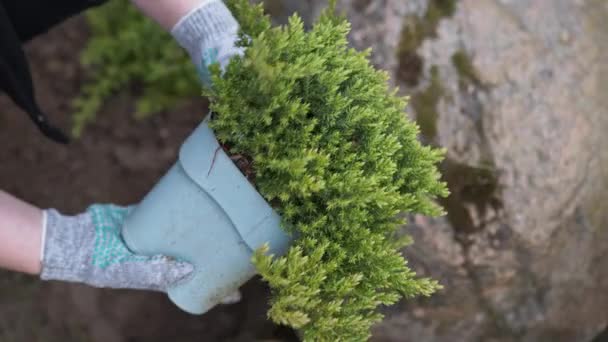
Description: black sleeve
xmin=2 ymin=0 xmax=106 ymax=42
xmin=0 ymin=0 xmax=107 ymax=143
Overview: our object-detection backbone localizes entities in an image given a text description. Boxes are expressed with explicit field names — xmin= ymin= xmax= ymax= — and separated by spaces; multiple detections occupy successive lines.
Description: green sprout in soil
xmin=207 ymin=1 xmax=448 ymax=340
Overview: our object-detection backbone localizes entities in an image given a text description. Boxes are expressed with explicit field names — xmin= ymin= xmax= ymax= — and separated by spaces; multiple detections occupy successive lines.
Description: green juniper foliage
xmin=207 ymin=1 xmax=448 ymax=340
xmin=73 ymin=0 xmax=199 ymax=136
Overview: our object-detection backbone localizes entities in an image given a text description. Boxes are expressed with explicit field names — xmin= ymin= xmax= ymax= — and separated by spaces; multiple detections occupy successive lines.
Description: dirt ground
xmin=0 ymin=15 xmax=297 ymax=342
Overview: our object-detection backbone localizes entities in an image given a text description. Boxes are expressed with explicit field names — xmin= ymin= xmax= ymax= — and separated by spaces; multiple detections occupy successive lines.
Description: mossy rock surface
xmin=397 ymin=0 xmax=457 ymax=86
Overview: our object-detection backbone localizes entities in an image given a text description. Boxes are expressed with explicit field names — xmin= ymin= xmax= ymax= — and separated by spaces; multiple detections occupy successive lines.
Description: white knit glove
xmin=40 ymin=205 xmax=193 ymax=291
xmin=171 ymin=0 xmax=244 ymax=86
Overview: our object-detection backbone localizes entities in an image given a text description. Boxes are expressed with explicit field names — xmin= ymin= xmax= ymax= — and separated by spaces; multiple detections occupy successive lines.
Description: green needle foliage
xmin=72 ymin=0 xmax=199 ymax=136
xmin=207 ymin=1 xmax=449 ymax=340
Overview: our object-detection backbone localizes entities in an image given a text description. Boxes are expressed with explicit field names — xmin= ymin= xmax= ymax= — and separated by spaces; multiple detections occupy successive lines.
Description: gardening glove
xmin=40 ymin=204 xmax=193 ymax=292
xmin=167 ymin=1 xmax=245 ymax=305
xmin=171 ymin=0 xmax=243 ymax=87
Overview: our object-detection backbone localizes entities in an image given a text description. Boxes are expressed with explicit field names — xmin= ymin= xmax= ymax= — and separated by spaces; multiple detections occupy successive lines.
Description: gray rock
xmin=271 ymin=0 xmax=608 ymax=341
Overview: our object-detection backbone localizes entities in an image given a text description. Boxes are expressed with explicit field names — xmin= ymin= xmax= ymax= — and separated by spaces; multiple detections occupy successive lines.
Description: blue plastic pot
xmin=121 ymin=118 xmax=293 ymax=315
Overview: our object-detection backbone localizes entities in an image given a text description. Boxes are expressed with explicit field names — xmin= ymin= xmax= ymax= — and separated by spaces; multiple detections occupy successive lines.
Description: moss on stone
xmin=261 ymin=0 xmax=285 ymax=18
xmin=397 ymin=25 xmax=425 ymax=86
xmin=397 ymin=0 xmax=457 ymax=86
xmin=353 ymin=0 xmax=372 ymax=12
xmin=425 ymin=0 xmax=457 ymax=35
xmin=440 ymin=158 xmax=502 ymax=233
xmin=452 ymin=50 xmax=481 ymax=88
xmin=412 ymin=66 xmax=443 ymax=140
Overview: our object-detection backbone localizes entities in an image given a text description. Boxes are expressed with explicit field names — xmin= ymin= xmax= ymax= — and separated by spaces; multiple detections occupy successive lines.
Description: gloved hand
xmin=171 ymin=0 xmax=244 ymax=87
xmin=40 ymin=204 xmax=242 ymax=304
xmin=40 ymin=204 xmax=193 ymax=291
xmin=42 ymin=0 xmax=250 ymax=302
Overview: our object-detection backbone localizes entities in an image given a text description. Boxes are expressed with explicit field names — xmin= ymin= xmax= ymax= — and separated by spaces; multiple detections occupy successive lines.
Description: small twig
xmin=207 ymin=146 xmax=222 ymax=177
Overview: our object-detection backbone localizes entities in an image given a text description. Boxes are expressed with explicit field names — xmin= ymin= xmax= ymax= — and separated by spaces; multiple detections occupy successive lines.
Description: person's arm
xmin=0 ymin=0 xmax=242 ymax=302
xmin=132 ymin=0 xmax=243 ymax=86
xmin=130 ymin=0 xmax=210 ymax=30
xmin=0 ymin=190 xmax=42 ymax=274
xmin=0 ymin=189 xmax=193 ymax=290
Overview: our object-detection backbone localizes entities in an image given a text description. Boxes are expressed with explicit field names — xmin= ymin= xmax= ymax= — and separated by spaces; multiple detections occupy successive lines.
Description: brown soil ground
xmin=0 ymin=15 xmax=296 ymax=342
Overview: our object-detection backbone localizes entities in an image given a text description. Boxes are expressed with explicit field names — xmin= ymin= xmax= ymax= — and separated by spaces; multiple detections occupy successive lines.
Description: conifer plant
xmin=206 ymin=1 xmax=449 ymax=340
